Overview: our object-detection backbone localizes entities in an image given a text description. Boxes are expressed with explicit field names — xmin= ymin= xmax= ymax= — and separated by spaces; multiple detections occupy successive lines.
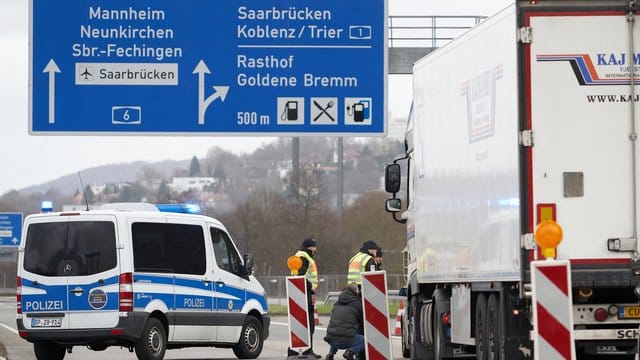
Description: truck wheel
xmin=409 ymin=295 xmax=432 ymax=360
xmin=135 ymin=317 xmax=167 ymax=360
xmin=34 ymin=341 xmax=65 ymax=360
xmin=475 ymin=294 xmax=488 ymax=360
xmin=401 ymin=316 xmax=411 ymax=358
xmin=433 ymin=310 xmax=445 ymax=360
xmin=487 ymin=293 xmax=503 ymax=360
xmin=232 ymin=315 xmax=264 ymax=359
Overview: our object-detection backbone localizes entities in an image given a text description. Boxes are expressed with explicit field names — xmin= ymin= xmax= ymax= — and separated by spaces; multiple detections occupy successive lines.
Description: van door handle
xmin=215 ymin=281 xmax=225 ymax=287
xmin=70 ymin=288 xmax=84 ymax=295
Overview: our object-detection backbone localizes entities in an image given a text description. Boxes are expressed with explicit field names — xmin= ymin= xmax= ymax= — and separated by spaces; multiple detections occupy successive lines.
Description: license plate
xmin=31 ymin=318 xmax=62 ymax=328
xmin=619 ymin=305 xmax=640 ymax=319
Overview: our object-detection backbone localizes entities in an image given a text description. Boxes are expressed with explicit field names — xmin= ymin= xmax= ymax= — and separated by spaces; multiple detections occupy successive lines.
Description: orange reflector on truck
xmin=536 ymin=203 xmax=557 ymax=259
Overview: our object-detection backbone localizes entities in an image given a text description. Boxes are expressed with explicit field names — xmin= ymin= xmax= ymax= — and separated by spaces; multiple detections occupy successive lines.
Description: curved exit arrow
xmin=193 ymin=60 xmax=229 ymax=125
xmin=43 ymin=59 xmax=60 ymax=124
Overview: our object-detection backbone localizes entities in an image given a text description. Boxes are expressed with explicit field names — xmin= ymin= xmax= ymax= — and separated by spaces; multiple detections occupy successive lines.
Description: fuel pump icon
xmin=345 ymin=98 xmax=371 ymax=125
xmin=277 ymin=97 xmax=305 ymax=125
xmin=281 ymin=101 xmax=298 ymax=121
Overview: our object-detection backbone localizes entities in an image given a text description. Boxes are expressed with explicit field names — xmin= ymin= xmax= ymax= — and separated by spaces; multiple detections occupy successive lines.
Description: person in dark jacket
xmin=374 ymin=247 xmax=383 ymax=271
xmin=324 ymin=284 xmax=365 ymax=360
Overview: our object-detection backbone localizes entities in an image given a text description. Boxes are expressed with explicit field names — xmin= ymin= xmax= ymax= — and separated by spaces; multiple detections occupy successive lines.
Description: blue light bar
xmin=155 ymin=204 xmax=202 ymax=214
xmin=41 ymin=201 xmax=53 ymax=213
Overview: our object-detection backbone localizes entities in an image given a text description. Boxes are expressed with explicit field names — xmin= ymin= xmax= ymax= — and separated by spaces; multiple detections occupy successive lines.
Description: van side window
xmin=24 ymin=221 xmax=116 ymax=276
xmin=132 ymin=222 xmax=206 ymax=275
xmin=210 ymin=228 xmax=242 ymax=276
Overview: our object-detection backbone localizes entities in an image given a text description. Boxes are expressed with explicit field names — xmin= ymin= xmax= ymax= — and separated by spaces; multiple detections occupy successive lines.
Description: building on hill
xmin=168 ymin=177 xmax=216 ymax=192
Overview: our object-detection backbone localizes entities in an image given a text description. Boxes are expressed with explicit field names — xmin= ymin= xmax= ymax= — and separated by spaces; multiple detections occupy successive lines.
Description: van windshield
xmin=24 ymin=221 xmax=117 ymax=276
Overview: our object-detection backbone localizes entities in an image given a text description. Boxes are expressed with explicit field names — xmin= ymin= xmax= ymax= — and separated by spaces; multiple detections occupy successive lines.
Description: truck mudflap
xmin=578 ymin=340 xmax=638 ymax=357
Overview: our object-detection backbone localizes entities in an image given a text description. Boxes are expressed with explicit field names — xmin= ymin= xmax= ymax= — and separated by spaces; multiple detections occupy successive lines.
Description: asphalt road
xmin=0 ymin=297 xmax=403 ymax=360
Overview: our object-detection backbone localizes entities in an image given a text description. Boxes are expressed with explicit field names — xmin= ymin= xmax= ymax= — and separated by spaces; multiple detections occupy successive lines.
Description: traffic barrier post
xmin=361 ymin=270 xmax=393 ymax=360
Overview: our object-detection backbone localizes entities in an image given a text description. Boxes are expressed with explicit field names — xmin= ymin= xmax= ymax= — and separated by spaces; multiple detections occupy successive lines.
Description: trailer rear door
xmin=527 ymin=10 xmax=638 ymax=260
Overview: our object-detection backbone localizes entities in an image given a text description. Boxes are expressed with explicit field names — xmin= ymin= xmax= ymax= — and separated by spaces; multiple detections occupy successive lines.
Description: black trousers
xmin=307 ymin=289 xmax=315 ymax=344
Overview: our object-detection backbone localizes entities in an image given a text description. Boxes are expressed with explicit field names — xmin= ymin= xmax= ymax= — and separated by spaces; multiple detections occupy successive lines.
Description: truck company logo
xmin=461 ymin=65 xmax=503 ymax=143
xmin=537 ymin=53 xmax=640 ymax=85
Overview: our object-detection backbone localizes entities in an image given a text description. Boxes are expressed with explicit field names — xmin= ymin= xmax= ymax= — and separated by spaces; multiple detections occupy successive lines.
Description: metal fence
xmin=257 ymin=274 xmax=405 ymax=305
xmin=0 ymin=263 xmax=405 ymax=302
xmin=0 ymin=248 xmax=17 ymax=295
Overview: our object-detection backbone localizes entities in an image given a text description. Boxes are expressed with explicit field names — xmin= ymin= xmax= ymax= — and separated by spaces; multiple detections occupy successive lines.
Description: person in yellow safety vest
xmin=287 ymin=237 xmax=322 ymax=359
xmin=347 ymin=240 xmax=379 ymax=286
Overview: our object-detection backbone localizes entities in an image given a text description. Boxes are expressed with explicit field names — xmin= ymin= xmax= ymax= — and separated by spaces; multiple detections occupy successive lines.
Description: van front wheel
xmin=232 ymin=315 xmax=264 ymax=359
xmin=135 ymin=317 xmax=167 ymax=360
xmin=34 ymin=342 xmax=65 ymax=360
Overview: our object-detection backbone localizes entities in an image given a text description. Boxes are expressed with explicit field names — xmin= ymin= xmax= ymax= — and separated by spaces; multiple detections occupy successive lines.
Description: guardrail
xmin=258 ymin=274 xmax=406 ymax=301
xmin=324 ymin=289 xmax=404 ymax=305
xmin=388 ymin=15 xmax=486 ymax=48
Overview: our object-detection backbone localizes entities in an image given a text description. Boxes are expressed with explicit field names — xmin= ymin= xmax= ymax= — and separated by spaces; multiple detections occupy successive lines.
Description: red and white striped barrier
xmin=531 ymin=260 xmax=575 ymax=360
xmin=393 ymin=300 xmax=404 ymax=336
xmin=361 ymin=271 xmax=393 ymax=360
xmin=286 ymin=276 xmax=311 ymax=352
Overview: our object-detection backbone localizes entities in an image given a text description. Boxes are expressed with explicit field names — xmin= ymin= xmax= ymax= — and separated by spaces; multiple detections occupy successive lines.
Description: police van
xmin=16 ymin=203 xmax=269 ymax=360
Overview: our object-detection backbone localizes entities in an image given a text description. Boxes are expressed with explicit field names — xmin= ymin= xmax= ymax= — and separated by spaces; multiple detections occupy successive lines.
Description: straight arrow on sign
xmin=43 ymin=59 xmax=60 ymax=124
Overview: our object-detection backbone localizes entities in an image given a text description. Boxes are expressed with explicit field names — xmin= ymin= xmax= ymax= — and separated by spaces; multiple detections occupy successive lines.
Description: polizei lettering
xmin=25 ymin=300 xmax=64 ymax=311
xmin=238 ymin=24 xmax=296 ymax=39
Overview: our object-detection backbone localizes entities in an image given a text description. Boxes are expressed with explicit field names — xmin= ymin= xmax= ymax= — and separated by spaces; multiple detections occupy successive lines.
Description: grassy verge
xmin=269 ymin=303 xmax=400 ymax=316
xmin=0 ymin=342 xmax=7 ymax=360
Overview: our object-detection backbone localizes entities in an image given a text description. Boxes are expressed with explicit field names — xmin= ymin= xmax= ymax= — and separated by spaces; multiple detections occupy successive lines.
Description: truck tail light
xmin=594 ymin=307 xmax=608 ymax=322
xmin=441 ymin=311 xmax=451 ymax=325
xmin=16 ymin=276 xmax=22 ymax=315
xmin=119 ymin=273 xmax=133 ymax=312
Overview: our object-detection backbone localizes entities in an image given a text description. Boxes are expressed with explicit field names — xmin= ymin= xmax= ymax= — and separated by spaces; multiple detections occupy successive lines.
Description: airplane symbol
xmin=80 ymin=68 xmax=92 ymax=80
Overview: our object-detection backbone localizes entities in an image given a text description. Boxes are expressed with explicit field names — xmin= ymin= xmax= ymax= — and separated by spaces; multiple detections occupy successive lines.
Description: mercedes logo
xmin=63 ymin=264 xmax=72 ymax=273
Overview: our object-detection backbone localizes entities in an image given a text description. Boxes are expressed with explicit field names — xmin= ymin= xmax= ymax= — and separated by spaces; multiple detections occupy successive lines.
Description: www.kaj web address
xmin=587 ymin=94 xmax=640 ymax=103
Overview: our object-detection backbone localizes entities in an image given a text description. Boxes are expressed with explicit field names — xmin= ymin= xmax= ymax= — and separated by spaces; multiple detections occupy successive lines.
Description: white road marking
xmin=0 ymin=322 xmax=18 ymax=335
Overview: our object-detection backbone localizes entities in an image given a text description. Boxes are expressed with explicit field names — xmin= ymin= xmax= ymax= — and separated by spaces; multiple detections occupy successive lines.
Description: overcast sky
xmin=0 ymin=0 xmax=511 ymax=194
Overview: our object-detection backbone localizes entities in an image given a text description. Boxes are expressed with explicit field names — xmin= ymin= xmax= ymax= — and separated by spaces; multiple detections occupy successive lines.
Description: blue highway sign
xmin=30 ymin=0 xmax=387 ymax=136
xmin=0 ymin=213 xmax=22 ymax=247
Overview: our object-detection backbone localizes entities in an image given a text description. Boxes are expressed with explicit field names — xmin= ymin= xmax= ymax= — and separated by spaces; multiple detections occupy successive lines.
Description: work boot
xmin=342 ymin=349 xmax=356 ymax=360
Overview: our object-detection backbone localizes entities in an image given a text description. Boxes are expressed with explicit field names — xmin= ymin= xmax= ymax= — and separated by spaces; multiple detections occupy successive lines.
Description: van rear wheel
xmin=135 ymin=317 xmax=167 ymax=360
xmin=34 ymin=341 xmax=65 ymax=360
xmin=232 ymin=315 xmax=264 ymax=359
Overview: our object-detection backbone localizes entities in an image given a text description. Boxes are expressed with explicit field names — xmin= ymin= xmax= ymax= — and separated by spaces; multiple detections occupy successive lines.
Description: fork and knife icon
xmin=313 ymin=100 xmax=336 ymax=122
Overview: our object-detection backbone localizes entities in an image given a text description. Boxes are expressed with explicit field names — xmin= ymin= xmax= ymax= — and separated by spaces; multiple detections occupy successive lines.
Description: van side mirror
xmin=385 ymin=198 xmax=402 ymax=213
xmin=243 ymin=253 xmax=255 ymax=276
xmin=385 ymin=164 xmax=401 ymax=193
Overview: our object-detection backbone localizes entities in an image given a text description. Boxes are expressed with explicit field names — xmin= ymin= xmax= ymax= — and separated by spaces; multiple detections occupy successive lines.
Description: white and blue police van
xmin=16 ymin=203 xmax=269 ymax=360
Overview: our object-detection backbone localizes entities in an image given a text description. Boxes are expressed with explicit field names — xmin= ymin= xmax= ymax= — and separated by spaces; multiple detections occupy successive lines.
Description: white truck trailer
xmin=384 ymin=1 xmax=640 ymax=359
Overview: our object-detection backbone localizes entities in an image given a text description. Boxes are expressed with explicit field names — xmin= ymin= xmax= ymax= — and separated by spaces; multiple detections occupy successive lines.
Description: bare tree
xmin=138 ymin=166 xmax=165 ymax=190
xmin=285 ymin=163 xmax=329 ymax=234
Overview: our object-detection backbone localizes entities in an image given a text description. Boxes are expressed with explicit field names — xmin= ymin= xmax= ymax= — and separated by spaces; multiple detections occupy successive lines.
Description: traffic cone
xmin=393 ymin=300 xmax=404 ymax=336
xmin=314 ymin=305 xmax=321 ymax=325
